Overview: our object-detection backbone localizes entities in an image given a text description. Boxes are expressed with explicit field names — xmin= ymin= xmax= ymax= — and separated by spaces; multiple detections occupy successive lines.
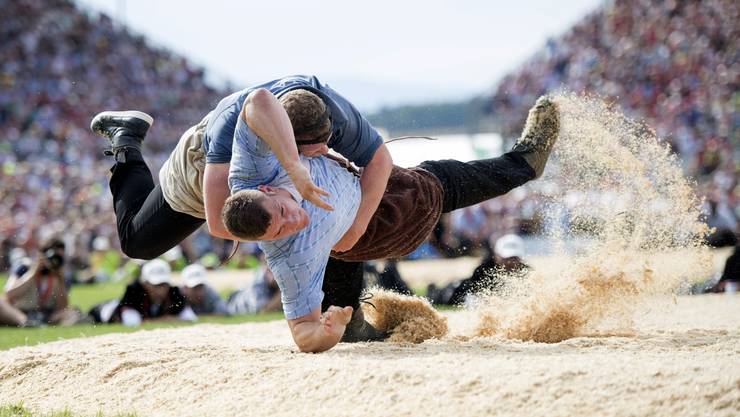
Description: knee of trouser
xmin=120 ymin=240 xmax=163 ymax=261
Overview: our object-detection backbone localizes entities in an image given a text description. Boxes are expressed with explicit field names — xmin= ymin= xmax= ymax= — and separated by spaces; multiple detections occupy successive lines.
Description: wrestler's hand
xmin=321 ymin=306 xmax=353 ymax=338
xmin=332 ymin=223 xmax=367 ymax=252
xmin=286 ymin=162 xmax=334 ymax=211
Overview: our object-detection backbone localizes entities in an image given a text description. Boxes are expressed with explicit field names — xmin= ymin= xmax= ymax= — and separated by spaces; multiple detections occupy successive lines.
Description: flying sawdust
xmin=473 ymin=93 xmax=711 ymax=342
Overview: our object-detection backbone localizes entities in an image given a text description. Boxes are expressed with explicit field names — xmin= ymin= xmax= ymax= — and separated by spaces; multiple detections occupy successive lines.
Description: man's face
xmin=182 ymin=285 xmax=206 ymax=304
xmin=258 ymin=186 xmax=310 ymax=240
xmin=143 ymin=282 xmax=170 ymax=304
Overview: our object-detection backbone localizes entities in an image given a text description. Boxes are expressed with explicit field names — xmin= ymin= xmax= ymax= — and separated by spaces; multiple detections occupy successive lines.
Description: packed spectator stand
xmin=0 ymin=0 xmax=229 ymax=272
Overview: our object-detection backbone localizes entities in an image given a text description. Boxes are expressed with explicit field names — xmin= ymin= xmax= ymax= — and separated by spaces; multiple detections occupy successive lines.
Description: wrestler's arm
xmin=274 ymin=251 xmax=352 ymax=352
xmin=242 ymin=88 xmax=332 ymax=211
xmin=287 ymin=305 xmax=353 ymax=353
xmin=203 ymin=163 xmax=243 ymax=241
xmin=333 ymin=143 xmax=393 ymax=252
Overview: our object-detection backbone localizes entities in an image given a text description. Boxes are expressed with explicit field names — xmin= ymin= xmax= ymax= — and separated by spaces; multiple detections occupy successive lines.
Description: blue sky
xmin=75 ymin=0 xmax=602 ymax=111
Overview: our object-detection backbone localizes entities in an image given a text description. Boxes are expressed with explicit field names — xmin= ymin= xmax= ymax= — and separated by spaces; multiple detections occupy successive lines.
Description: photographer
xmin=1 ymin=238 xmax=81 ymax=326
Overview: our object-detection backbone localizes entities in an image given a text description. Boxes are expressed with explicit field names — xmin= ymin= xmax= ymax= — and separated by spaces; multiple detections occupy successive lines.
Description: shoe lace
xmin=359 ymin=292 xmax=377 ymax=310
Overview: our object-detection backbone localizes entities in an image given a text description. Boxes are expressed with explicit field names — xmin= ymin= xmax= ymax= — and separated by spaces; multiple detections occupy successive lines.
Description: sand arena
xmin=0 ymin=293 xmax=738 ymax=417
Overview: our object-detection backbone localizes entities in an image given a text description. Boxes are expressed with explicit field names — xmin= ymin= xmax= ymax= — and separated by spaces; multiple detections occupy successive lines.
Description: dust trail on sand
xmin=473 ymin=93 xmax=711 ymax=342
xmin=364 ymin=288 xmax=448 ymax=343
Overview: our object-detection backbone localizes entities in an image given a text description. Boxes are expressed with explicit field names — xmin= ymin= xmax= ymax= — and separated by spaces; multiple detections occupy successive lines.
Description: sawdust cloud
xmin=473 ymin=93 xmax=712 ymax=342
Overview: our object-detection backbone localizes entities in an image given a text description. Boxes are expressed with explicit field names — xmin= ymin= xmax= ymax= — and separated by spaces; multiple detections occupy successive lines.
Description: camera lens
xmin=45 ymin=249 xmax=64 ymax=269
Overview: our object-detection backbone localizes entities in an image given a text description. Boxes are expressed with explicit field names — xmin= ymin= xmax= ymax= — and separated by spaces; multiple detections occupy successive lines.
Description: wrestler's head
xmin=279 ymin=89 xmax=331 ymax=157
xmin=222 ymin=186 xmax=309 ymax=241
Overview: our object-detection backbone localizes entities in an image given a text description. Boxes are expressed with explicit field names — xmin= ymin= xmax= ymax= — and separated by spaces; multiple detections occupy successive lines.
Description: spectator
xmin=427 ymin=234 xmax=528 ymax=306
xmin=0 ymin=297 xmax=29 ymax=327
xmin=227 ymin=267 xmax=282 ymax=315
xmin=366 ymin=259 xmax=413 ymax=296
xmin=179 ymin=263 xmax=229 ymax=316
xmin=1 ymin=237 xmax=80 ymax=325
xmin=103 ymin=259 xmax=196 ymax=326
xmin=710 ymin=245 xmax=739 ymax=293
xmin=704 ymin=196 xmax=739 ymax=247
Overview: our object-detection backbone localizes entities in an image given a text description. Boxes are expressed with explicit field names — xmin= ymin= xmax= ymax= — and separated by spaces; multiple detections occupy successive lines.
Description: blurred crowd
xmin=0 ymin=0 xmax=737 ymax=310
xmin=0 ymin=236 xmax=282 ymax=327
xmin=484 ymin=0 xmax=738 ymax=245
xmin=0 ymin=0 xmax=238 ymax=273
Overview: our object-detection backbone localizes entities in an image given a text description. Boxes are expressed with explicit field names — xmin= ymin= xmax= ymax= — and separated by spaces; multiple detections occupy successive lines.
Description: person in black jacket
xmin=711 ymin=245 xmax=739 ymax=292
xmin=427 ymin=234 xmax=528 ymax=306
xmin=92 ymin=259 xmax=196 ymax=326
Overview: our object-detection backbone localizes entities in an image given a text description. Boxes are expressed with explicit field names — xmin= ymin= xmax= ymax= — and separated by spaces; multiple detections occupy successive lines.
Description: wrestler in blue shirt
xmin=229 ymin=113 xmax=361 ymax=320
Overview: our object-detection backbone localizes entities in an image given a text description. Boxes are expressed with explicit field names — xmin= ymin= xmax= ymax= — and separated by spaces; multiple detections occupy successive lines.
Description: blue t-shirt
xmin=230 ymin=115 xmax=361 ymax=319
xmin=203 ymin=75 xmax=383 ymax=167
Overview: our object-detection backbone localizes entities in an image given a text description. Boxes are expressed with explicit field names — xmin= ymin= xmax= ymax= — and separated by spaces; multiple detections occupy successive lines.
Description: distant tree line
xmin=368 ymin=97 xmax=490 ymax=136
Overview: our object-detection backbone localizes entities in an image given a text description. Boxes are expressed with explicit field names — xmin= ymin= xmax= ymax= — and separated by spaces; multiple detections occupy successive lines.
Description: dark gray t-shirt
xmin=203 ymin=75 xmax=383 ymax=167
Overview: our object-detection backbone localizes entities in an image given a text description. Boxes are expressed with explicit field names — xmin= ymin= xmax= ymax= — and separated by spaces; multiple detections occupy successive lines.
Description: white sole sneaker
xmin=90 ymin=110 xmax=154 ymax=132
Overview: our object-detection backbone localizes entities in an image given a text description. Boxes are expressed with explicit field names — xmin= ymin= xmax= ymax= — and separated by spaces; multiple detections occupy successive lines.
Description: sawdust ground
xmin=1 ymin=294 xmax=738 ymax=417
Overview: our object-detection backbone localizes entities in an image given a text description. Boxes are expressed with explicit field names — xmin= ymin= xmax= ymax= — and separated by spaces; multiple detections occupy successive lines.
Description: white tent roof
xmin=385 ymin=133 xmax=504 ymax=167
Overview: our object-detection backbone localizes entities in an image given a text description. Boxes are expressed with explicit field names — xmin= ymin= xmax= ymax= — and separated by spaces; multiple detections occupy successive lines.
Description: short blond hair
xmin=279 ymin=89 xmax=331 ymax=143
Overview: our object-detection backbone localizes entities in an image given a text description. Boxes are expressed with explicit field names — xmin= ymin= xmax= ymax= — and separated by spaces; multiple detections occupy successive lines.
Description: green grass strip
xmin=0 ymin=403 xmax=137 ymax=417
xmin=0 ymin=312 xmax=283 ymax=351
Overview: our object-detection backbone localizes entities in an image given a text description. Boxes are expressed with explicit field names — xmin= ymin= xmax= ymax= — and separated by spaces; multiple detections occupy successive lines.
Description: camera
xmin=44 ymin=248 xmax=65 ymax=270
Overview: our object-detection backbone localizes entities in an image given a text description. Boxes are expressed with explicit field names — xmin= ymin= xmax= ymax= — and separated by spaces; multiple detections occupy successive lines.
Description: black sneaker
xmin=511 ymin=96 xmax=560 ymax=178
xmin=341 ymin=307 xmax=388 ymax=343
xmin=90 ymin=110 xmax=153 ymax=161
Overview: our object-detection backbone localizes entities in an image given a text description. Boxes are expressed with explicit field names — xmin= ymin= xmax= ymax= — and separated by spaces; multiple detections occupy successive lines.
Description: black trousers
xmin=109 ymin=158 xmax=204 ymax=260
xmin=418 ymin=151 xmax=536 ymax=214
xmin=321 ymin=151 xmax=536 ymax=310
xmin=321 ymin=258 xmax=364 ymax=312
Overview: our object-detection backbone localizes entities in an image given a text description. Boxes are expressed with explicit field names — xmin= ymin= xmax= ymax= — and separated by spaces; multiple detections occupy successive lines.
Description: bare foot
xmin=320 ymin=306 xmax=353 ymax=338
